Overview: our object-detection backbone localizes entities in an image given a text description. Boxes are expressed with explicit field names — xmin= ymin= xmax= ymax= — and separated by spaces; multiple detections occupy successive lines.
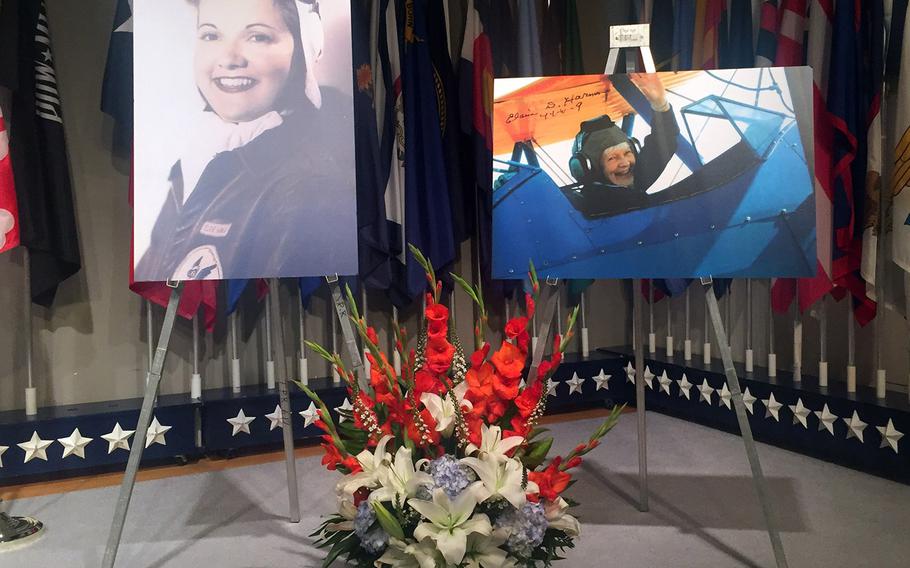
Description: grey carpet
xmin=3 ymin=412 xmax=909 ymax=568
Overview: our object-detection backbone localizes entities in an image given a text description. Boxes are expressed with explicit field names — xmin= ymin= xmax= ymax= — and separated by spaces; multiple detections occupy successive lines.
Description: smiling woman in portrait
xmin=134 ymin=0 xmax=356 ymax=282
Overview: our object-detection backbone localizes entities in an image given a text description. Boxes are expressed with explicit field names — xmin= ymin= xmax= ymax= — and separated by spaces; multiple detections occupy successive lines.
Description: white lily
xmin=460 ymin=454 xmax=537 ymax=509
xmin=369 ymin=445 xmax=433 ymax=504
xmin=465 ymin=424 xmax=524 ymax=462
xmin=463 ymin=531 xmax=518 ymax=568
xmin=326 ymin=495 xmax=357 ymax=532
xmin=374 ymin=537 xmax=441 ymax=568
xmin=409 ymin=486 xmax=492 ymax=565
xmin=336 ymin=435 xmax=394 ymax=497
xmin=420 ymin=381 xmax=472 ymax=436
xmin=544 ymin=497 xmax=581 ymax=537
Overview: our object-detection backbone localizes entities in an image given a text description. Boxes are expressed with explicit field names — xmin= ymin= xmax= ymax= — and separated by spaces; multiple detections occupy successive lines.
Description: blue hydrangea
xmin=360 ymin=527 xmax=389 ymax=555
xmin=429 ymin=454 xmax=475 ymax=499
xmin=495 ymin=502 xmax=549 ymax=557
xmin=354 ymin=501 xmax=375 ymax=539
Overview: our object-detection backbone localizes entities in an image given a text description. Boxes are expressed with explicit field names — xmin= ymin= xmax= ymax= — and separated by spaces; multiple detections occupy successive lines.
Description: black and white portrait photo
xmin=133 ymin=0 xmax=357 ymax=282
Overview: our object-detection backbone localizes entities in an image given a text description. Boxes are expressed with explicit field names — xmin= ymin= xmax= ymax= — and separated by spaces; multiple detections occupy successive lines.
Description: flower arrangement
xmin=299 ymin=246 xmax=622 ymax=567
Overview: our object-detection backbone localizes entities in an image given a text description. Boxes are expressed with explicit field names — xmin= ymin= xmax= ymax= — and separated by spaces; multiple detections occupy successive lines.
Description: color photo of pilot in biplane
xmin=491 ymin=67 xmax=821 ymax=280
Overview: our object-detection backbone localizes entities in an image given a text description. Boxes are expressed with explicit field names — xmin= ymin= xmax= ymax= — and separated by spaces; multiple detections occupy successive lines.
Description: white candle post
xmin=768 ymin=280 xmax=776 ymax=378
xmin=230 ymin=310 xmax=242 ymax=393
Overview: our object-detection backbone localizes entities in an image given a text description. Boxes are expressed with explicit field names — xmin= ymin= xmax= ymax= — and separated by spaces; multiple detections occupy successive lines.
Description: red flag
xmin=755 ymin=1 xmax=780 ymax=66
xmin=0 ymin=110 xmax=19 ymax=254
xmin=774 ymin=0 xmax=808 ymax=66
xmin=699 ymin=0 xmax=726 ymax=69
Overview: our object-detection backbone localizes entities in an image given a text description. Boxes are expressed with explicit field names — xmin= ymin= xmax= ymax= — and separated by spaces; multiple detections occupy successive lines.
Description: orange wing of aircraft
xmin=492 ymin=72 xmax=700 ymax=156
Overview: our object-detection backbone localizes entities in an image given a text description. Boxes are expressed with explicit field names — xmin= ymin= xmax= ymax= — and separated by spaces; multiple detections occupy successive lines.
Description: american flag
xmin=0 ymin=108 xmax=18 ymax=254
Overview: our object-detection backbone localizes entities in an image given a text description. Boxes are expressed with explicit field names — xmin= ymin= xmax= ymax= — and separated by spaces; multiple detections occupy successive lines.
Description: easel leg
xmin=270 ymin=279 xmax=301 ymax=523
xmin=103 ymin=286 xmax=182 ymax=568
xmin=632 ymin=279 xmax=648 ymax=512
xmin=703 ymin=282 xmax=789 ymax=568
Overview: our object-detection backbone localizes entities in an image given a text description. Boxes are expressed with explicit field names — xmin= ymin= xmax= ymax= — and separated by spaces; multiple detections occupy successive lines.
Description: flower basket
xmin=300 ymin=246 xmax=623 ymax=567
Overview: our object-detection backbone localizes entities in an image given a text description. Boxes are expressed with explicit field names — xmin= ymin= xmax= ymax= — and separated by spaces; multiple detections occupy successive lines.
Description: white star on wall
xmin=546 ymin=379 xmax=559 ymax=397
xmin=593 ymin=369 xmax=611 ymax=391
xmin=299 ymin=402 xmax=319 ymax=428
xmin=763 ymin=393 xmax=783 ymax=421
xmin=566 ymin=373 xmax=585 ymax=395
xmin=18 ymin=432 xmax=53 ymax=463
xmin=876 ymin=419 xmax=903 ymax=453
xmin=57 ymin=428 xmax=93 ymax=459
xmin=676 ymin=373 xmax=693 ymax=400
xmin=101 ymin=423 xmax=135 ymax=454
xmin=335 ymin=399 xmax=354 ymax=423
xmin=697 ymin=379 xmax=714 ymax=404
xmin=624 ymin=362 xmax=636 ymax=384
xmin=227 ymin=409 xmax=256 ymax=436
xmin=789 ymin=398 xmax=811 ymax=429
xmin=741 ymin=388 xmax=757 ymax=415
xmin=265 ymin=405 xmax=284 ymax=431
xmin=814 ymin=404 xmax=838 ymax=435
xmin=145 ymin=417 xmax=172 ymax=448
xmin=844 ymin=411 xmax=867 ymax=443
xmin=717 ymin=383 xmax=732 ymax=410
xmin=0 ymin=445 xmax=8 ymax=468
xmin=644 ymin=366 xmax=655 ymax=389
xmin=658 ymin=371 xmax=672 ymax=395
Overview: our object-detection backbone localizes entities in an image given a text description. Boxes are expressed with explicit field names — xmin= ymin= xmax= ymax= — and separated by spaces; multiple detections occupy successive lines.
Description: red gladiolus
xmin=572 ymin=443 xmax=587 ymax=455
xmin=425 ymin=336 xmax=455 ymax=374
xmin=528 ymin=460 xmax=571 ymax=502
xmin=537 ymin=360 xmax=554 ymax=379
xmin=504 ymin=415 xmax=530 ymax=439
xmin=491 ymin=342 xmax=525 ymax=379
xmin=466 ymin=363 xmax=495 ymax=398
xmin=564 ymin=456 xmax=583 ymax=470
xmin=414 ymin=369 xmax=445 ymax=397
xmin=493 ymin=372 xmax=520 ymax=400
xmin=504 ymin=317 xmax=528 ymax=339
xmin=589 ymin=439 xmax=600 ymax=450
xmin=470 ymin=343 xmax=491 ymax=369
xmin=425 ymin=302 xmax=449 ymax=334
xmin=525 ymin=293 xmax=536 ymax=318
xmin=484 ymin=397 xmax=508 ymax=423
xmin=514 ymin=380 xmax=542 ymax=418
xmin=366 ymin=326 xmax=379 ymax=346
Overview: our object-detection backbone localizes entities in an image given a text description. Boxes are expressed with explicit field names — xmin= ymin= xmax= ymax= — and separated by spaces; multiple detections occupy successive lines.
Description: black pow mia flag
xmin=0 ymin=0 xmax=81 ymax=306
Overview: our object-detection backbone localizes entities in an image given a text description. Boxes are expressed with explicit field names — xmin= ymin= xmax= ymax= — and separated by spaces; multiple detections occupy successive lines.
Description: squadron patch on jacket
xmin=200 ymin=221 xmax=232 ymax=237
xmin=173 ymin=246 xmax=223 ymax=280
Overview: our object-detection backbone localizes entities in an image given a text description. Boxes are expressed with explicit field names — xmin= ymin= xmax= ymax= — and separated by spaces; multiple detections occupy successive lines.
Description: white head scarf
xmin=296 ymin=0 xmax=324 ymax=109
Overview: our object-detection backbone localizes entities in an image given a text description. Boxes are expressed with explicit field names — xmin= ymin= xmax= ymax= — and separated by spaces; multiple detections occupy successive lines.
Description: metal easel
xmin=102 ymin=282 xmax=301 ymax=568
xmin=604 ymin=23 xmax=652 ymax=514
xmin=606 ymin=24 xmax=788 ymax=567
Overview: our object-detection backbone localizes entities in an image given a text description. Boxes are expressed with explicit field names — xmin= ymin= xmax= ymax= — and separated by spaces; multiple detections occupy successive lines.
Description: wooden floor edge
xmin=1 ymin=407 xmax=627 ymax=501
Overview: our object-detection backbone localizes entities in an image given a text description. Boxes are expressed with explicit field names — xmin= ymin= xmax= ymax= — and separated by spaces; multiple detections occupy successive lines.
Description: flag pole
xmin=230 ymin=310 xmax=241 ymax=393
xmin=768 ymin=280 xmax=777 ymax=378
xmin=556 ymin=285 xmax=563 ymax=336
xmin=847 ymin=302 xmax=856 ymax=393
xmin=361 ymin=287 xmax=371 ymax=378
xmin=648 ymin=281 xmax=656 ymax=354
xmin=580 ymin=289 xmax=590 ymax=357
xmin=793 ymin=303 xmax=802 ymax=383
xmin=819 ymin=297 xmax=828 ymax=387
xmin=685 ymin=284 xmax=692 ymax=361
xmin=703 ymin=287 xmax=711 ymax=365
xmin=22 ymin=249 xmax=37 ymax=416
xmin=666 ymin=289 xmax=673 ymax=357
xmin=190 ymin=313 xmax=202 ymax=399
xmin=746 ymin=279 xmax=754 ymax=374
xmin=331 ymin=296 xmax=340 ymax=384
xmin=264 ymin=284 xmax=276 ymax=390
xmin=270 ymin=278 xmax=301 ymax=524
xmin=297 ymin=282 xmax=309 ymax=386
xmin=1 ymin=251 xmax=45 ymax=550
xmin=391 ymin=306 xmax=401 ymax=375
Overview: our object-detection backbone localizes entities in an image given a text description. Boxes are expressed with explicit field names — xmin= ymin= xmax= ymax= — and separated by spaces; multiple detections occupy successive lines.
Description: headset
xmin=568 ymin=115 xmax=640 ymax=183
